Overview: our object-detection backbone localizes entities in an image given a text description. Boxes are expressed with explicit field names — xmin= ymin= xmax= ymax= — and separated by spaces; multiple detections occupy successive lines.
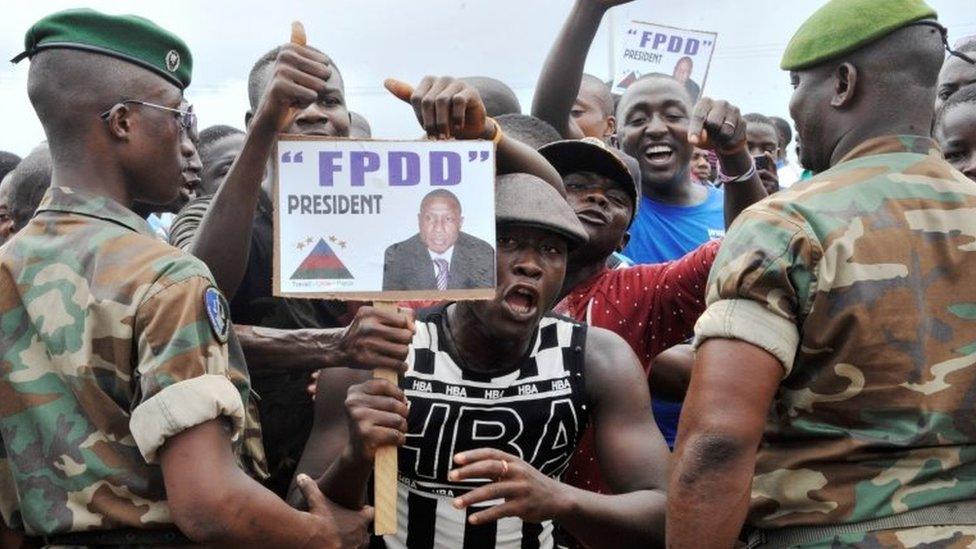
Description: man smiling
xmin=617 ymin=75 xmax=728 ymax=265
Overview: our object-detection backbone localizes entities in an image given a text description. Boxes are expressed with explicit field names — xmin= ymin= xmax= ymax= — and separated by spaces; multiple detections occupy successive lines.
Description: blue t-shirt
xmin=622 ymin=186 xmax=725 ymax=264
xmin=622 ymin=186 xmax=725 ymax=448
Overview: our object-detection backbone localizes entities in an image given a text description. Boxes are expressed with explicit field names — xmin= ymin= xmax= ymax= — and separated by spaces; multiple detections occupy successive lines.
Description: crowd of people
xmin=2 ymin=0 xmax=976 ymax=547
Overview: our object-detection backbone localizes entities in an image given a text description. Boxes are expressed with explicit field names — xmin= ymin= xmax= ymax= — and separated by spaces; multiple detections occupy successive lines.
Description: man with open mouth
xmin=291 ymin=172 xmax=670 ymax=549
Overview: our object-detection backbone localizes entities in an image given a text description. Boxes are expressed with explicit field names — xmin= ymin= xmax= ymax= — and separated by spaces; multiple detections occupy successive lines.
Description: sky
xmin=2 ymin=0 xmax=975 ymax=157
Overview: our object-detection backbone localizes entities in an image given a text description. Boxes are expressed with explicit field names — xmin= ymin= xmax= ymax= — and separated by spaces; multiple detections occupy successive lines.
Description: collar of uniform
xmin=838 ymin=135 xmax=941 ymax=163
xmin=36 ymin=186 xmax=155 ymax=237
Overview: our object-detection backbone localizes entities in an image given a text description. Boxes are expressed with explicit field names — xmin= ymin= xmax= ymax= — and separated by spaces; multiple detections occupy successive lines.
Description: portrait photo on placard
xmin=274 ymin=138 xmax=496 ymax=300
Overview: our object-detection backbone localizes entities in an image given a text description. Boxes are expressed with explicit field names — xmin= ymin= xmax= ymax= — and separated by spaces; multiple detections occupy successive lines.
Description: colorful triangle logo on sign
xmin=617 ymin=71 xmax=639 ymax=90
xmin=291 ymin=238 xmax=354 ymax=280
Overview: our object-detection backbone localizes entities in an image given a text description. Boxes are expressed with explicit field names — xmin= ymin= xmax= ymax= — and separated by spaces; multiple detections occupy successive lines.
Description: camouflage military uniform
xmin=695 ymin=136 xmax=976 ymax=547
xmin=0 ymin=186 xmax=266 ymax=537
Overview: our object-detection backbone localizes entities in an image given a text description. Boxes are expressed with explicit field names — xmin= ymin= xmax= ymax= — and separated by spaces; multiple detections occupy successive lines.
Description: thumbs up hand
xmin=385 ymin=76 xmax=496 ymax=141
xmin=251 ymin=21 xmax=336 ymax=134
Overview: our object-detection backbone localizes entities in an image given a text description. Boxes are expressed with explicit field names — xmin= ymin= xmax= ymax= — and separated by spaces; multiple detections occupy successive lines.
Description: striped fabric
xmin=379 ymin=305 xmax=589 ymax=549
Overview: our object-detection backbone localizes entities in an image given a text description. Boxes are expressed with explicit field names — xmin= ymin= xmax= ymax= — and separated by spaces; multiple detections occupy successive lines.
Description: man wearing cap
xmin=669 ymin=1 xmax=976 ymax=547
xmin=0 ymin=9 xmax=372 ymax=546
xmin=293 ymin=172 xmax=670 ymax=548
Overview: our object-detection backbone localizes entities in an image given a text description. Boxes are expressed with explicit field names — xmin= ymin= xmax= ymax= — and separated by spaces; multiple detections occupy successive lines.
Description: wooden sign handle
xmin=372 ymin=301 xmax=399 ymax=535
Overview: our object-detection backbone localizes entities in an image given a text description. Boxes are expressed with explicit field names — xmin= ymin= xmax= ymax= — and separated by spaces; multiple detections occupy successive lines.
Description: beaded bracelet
xmin=717 ymin=158 xmax=757 ymax=185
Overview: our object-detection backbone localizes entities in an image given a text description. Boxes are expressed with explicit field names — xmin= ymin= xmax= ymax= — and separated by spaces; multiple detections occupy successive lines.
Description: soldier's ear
xmin=103 ymin=104 xmax=134 ymax=141
xmin=831 ymin=62 xmax=858 ymax=109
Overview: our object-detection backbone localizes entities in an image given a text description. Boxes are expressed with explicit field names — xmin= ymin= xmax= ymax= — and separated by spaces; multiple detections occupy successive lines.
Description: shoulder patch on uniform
xmin=204 ymin=286 xmax=229 ymax=343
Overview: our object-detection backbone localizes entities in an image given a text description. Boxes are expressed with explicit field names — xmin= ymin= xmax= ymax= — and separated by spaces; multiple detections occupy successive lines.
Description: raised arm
xmin=451 ymin=328 xmax=669 ymax=548
xmin=687 ymin=97 xmax=768 ymax=228
xmin=385 ymin=76 xmax=564 ymax=194
xmin=188 ymin=42 xmax=333 ymax=298
xmin=496 ymin=129 xmax=565 ymax=193
xmin=531 ymin=0 xmax=632 ymax=138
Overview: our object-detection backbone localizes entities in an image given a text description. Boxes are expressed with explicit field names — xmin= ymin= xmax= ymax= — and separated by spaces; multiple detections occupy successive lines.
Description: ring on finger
xmin=499 ymin=460 xmax=509 ymax=477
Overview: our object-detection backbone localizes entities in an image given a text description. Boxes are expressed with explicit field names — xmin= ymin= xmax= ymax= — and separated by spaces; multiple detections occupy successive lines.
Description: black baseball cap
xmin=539 ymin=137 xmax=641 ymax=224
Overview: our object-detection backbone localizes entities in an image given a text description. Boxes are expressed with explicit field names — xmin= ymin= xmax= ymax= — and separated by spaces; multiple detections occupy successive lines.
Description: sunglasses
xmin=100 ymin=100 xmax=198 ymax=134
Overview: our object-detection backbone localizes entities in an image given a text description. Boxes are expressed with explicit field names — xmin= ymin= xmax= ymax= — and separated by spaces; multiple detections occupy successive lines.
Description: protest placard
xmin=273 ymin=138 xmax=497 ymax=301
xmin=611 ymin=20 xmax=717 ymax=100
xmin=274 ymin=136 xmax=497 ymax=534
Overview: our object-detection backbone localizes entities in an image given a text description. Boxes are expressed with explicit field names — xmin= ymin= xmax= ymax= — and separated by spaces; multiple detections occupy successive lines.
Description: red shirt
xmin=555 ymin=240 xmax=719 ymax=493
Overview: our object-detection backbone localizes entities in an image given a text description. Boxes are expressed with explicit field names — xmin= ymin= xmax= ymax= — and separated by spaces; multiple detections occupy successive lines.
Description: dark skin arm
xmin=160 ymin=418 xmax=372 ymax=548
xmin=667 ymin=338 xmax=782 ymax=548
xmin=189 ymin=42 xmax=332 ymax=299
xmin=687 ymin=98 xmax=768 ymax=229
xmin=531 ymin=0 xmax=631 ymax=138
xmin=451 ymin=328 xmax=669 ymax=548
xmin=385 ymin=76 xmax=565 ymax=195
xmin=292 ymin=330 xmax=669 ymax=548
xmin=234 ymin=306 xmax=415 ymax=376
xmin=648 ymin=343 xmax=694 ymax=402
xmin=286 ymin=368 xmax=389 ymax=509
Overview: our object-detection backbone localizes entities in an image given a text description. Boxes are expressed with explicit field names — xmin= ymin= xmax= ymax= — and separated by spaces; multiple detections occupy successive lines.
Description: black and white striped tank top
xmin=380 ymin=305 xmax=589 ymax=549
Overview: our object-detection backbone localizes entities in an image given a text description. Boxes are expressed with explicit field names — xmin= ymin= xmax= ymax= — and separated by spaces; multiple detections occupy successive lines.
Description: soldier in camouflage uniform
xmin=667 ymin=1 xmax=976 ymax=547
xmin=0 ymin=9 xmax=371 ymax=547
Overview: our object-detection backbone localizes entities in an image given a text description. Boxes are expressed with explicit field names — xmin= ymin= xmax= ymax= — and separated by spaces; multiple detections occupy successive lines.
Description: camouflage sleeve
xmin=168 ymin=195 xmax=211 ymax=251
xmin=692 ymin=207 xmax=821 ymax=374
xmin=129 ymin=274 xmax=244 ymax=463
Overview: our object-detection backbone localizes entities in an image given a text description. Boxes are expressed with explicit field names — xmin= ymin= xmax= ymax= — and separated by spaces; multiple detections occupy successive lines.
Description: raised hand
xmin=385 ymin=76 xmax=496 ymax=140
xmin=687 ymin=97 xmax=747 ymax=155
xmin=297 ymin=473 xmax=373 ymax=549
xmin=251 ymin=22 xmax=333 ymax=133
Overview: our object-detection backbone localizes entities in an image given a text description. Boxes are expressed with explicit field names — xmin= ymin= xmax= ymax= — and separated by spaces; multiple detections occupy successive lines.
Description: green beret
xmin=781 ymin=0 xmax=937 ymax=71
xmin=12 ymin=8 xmax=192 ymax=89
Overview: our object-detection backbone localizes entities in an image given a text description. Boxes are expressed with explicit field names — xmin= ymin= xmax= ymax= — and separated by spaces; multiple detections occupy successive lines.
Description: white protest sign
xmin=273 ymin=138 xmax=497 ymax=300
xmin=612 ymin=20 xmax=717 ymax=99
